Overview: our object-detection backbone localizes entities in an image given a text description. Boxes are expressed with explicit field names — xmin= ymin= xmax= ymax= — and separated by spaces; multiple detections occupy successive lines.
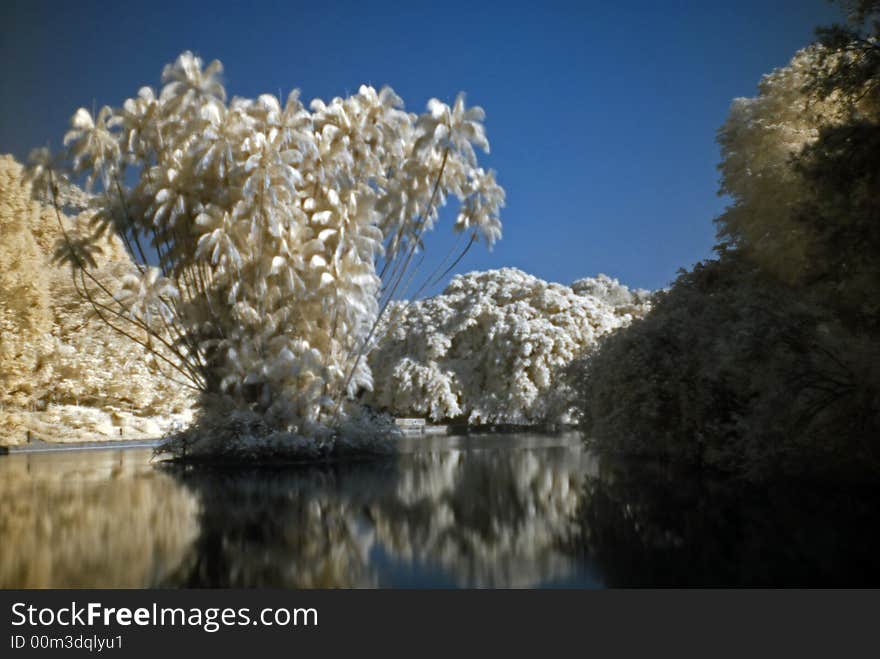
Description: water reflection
xmin=0 ymin=450 xmax=199 ymax=588
xmin=577 ymin=459 xmax=880 ymax=586
xmin=2 ymin=434 xmax=878 ymax=587
xmin=164 ymin=433 xmax=598 ymax=587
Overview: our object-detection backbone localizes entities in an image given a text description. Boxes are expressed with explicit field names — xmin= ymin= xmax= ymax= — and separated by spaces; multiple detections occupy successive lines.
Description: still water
xmin=2 ymin=432 xmax=878 ymax=587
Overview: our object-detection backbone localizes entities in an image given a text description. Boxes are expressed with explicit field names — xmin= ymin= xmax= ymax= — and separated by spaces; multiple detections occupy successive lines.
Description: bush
xmin=572 ymin=254 xmax=880 ymax=478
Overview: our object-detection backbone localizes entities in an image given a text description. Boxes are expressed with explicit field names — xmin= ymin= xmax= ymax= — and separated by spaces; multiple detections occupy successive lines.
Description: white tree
xmin=367 ymin=268 xmax=650 ymax=424
xmin=715 ymin=44 xmax=856 ymax=282
xmin=30 ymin=52 xmax=504 ymax=453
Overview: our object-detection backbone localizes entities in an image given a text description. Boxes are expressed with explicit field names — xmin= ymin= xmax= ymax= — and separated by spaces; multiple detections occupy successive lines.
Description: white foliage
xmin=34 ymin=51 xmax=504 ymax=438
xmin=571 ymin=273 xmax=651 ymax=319
xmin=367 ymin=268 xmax=650 ymax=424
xmin=715 ymin=45 xmax=854 ymax=280
xmin=0 ymin=155 xmax=195 ymax=445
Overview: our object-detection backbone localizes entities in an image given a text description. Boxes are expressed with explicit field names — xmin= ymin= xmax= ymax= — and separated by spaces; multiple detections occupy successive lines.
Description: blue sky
xmin=0 ymin=0 xmax=842 ymax=293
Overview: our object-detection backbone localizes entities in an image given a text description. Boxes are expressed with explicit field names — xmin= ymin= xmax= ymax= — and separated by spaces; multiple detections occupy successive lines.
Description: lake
xmin=2 ymin=432 xmax=878 ymax=587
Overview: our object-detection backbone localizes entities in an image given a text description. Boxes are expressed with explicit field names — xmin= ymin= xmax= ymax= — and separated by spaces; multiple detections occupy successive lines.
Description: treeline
xmin=571 ymin=2 xmax=880 ymax=479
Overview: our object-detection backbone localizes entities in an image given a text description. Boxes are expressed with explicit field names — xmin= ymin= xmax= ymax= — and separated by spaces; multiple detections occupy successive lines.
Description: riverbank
xmin=0 ymin=404 xmax=194 ymax=448
xmin=0 ymin=437 xmax=165 ymax=455
xmin=0 ymin=419 xmax=462 ymax=455
xmin=0 ymin=419 xmax=573 ymax=456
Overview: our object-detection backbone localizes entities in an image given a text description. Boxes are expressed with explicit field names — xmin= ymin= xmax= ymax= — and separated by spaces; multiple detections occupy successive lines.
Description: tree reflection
xmin=0 ymin=450 xmax=199 ymax=588
xmin=164 ymin=434 xmax=596 ymax=587
xmin=2 ymin=435 xmax=875 ymax=587
xmin=575 ymin=458 xmax=880 ymax=586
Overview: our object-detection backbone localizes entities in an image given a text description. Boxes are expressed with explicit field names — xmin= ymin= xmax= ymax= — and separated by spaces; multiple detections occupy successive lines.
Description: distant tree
xmin=791 ymin=0 xmax=880 ymax=328
xmin=808 ymin=0 xmax=880 ymax=104
xmin=367 ymin=268 xmax=649 ymax=425
xmin=572 ymin=254 xmax=880 ymax=477
xmin=715 ymin=45 xmax=836 ymax=282
xmin=29 ymin=52 xmax=504 ymax=451
xmin=716 ymin=1 xmax=880 ymax=325
xmin=570 ymin=1 xmax=880 ymax=478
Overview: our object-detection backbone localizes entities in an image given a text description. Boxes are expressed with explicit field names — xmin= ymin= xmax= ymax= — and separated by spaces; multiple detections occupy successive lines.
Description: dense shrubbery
xmin=573 ymin=254 xmax=880 ymax=477
xmin=572 ymin=3 xmax=880 ymax=478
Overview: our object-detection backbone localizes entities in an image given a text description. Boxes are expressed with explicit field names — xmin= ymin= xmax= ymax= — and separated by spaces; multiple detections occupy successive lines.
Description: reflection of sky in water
xmin=2 ymin=433 xmax=877 ymax=588
xmin=370 ymin=544 xmax=604 ymax=589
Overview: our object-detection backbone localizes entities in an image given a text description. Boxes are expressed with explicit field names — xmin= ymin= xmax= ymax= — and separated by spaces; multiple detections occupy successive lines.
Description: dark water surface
xmin=2 ymin=432 xmax=878 ymax=587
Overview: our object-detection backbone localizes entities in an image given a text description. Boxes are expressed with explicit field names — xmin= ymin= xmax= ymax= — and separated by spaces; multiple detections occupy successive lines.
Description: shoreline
xmin=0 ymin=422 xmax=579 ymax=456
xmin=0 ymin=438 xmax=164 ymax=455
